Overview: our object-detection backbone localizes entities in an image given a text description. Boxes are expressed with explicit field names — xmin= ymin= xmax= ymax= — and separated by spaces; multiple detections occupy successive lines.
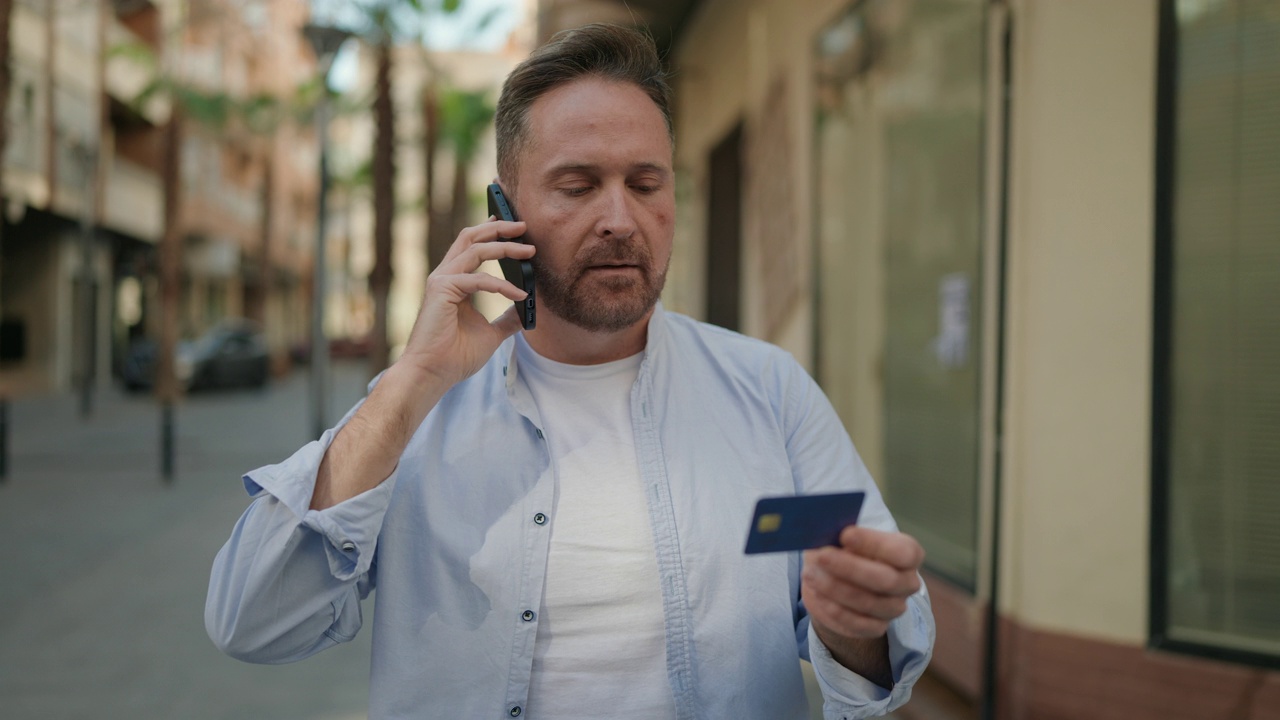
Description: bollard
xmin=0 ymin=398 xmax=7 ymax=481
xmin=161 ymin=401 xmax=174 ymax=483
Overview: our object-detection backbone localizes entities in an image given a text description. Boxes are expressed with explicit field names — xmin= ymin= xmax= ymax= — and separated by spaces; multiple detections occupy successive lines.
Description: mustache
xmin=574 ymin=239 xmax=652 ymax=269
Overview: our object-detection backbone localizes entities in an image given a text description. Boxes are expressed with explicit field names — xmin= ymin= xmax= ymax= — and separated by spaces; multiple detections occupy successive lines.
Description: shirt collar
xmin=502 ymin=301 xmax=667 ymax=395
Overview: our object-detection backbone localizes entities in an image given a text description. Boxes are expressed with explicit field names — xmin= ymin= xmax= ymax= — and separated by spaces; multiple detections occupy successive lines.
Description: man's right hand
xmin=398 ymin=219 xmax=534 ymax=389
xmin=309 ymin=219 xmax=534 ymax=511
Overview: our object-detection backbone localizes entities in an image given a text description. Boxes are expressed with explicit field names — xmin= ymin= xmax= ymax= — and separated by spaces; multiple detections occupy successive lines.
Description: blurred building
xmin=0 ymin=0 xmax=323 ymax=396
xmin=544 ymin=0 xmax=1280 ymax=718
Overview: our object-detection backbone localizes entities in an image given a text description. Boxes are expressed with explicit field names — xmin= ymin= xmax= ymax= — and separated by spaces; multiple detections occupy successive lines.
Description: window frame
xmin=1148 ymin=0 xmax=1280 ymax=671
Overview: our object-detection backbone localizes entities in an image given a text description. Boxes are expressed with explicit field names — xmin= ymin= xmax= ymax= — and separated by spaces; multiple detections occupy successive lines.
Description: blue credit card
xmin=743 ymin=491 xmax=866 ymax=554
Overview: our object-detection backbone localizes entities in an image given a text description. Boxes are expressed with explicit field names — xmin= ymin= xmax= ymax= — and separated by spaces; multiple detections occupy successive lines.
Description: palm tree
xmin=424 ymin=86 xmax=494 ymax=271
xmin=123 ymin=16 xmax=323 ymax=477
xmin=0 ymin=0 xmax=12 ymax=480
xmin=0 ymin=0 xmax=11 ymax=252
xmin=439 ymin=89 xmax=494 ymax=242
xmin=369 ymin=9 xmax=396 ymax=375
xmin=340 ymin=0 xmax=467 ymax=374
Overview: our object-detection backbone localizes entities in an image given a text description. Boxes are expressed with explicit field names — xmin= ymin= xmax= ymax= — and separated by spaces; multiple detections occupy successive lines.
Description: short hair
xmin=495 ymin=23 xmax=673 ymax=190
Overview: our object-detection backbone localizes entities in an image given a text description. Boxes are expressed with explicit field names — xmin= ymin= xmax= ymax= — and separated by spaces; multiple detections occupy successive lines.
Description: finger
xmin=810 ymin=596 xmax=890 ymax=640
xmin=429 ymin=271 xmax=528 ymax=304
xmin=439 ymin=220 xmax=527 ymax=267
xmin=444 ymin=240 xmax=536 ymax=275
xmin=803 ymin=563 xmax=910 ymax=622
xmin=808 ymin=546 xmax=921 ymax=597
xmin=839 ymin=527 xmax=926 ymax=572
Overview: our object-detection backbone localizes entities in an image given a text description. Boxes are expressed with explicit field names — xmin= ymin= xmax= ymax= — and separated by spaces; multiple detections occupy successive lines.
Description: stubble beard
xmin=533 ymin=238 xmax=670 ymax=333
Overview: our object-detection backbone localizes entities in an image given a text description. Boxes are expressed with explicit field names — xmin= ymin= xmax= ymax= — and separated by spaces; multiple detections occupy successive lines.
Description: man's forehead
xmin=526 ymin=78 xmax=666 ymax=138
xmin=542 ymin=161 xmax=672 ymax=178
xmin=521 ymin=78 xmax=672 ymax=174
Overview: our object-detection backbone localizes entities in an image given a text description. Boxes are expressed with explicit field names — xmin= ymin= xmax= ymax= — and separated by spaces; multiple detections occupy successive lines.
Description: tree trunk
xmin=449 ymin=152 xmax=469 ymax=243
xmin=157 ymin=110 xmax=183 ymax=403
xmin=250 ymin=140 xmax=274 ymax=327
xmin=368 ymin=41 xmax=395 ymax=375
xmin=423 ymin=85 xmax=450 ymax=270
xmin=0 ymin=0 xmax=13 ymax=268
xmin=43 ymin=0 xmax=55 ymax=207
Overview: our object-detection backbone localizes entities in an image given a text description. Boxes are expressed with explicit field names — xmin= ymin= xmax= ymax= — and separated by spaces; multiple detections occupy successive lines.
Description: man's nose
xmin=595 ymin=185 xmax=637 ymax=239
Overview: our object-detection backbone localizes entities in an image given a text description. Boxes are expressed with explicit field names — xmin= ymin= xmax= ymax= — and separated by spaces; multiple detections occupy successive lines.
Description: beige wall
xmin=670 ymin=0 xmax=1162 ymax=647
xmin=672 ymin=0 xmax=850 ymax=366
xmin=1000 ymin=0 xmax=1158 ymax=643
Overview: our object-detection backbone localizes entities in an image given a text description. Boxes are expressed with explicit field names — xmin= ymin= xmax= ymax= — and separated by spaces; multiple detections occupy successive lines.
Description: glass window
xmin=1157 ymin=0 xmax=1280 ymax=661
xmin=813 ymin=0 xmax=987 ymax=588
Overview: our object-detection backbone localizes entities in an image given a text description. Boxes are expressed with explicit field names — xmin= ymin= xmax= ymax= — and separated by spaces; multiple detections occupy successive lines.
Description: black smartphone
xmin=486 ymin=183 xmax=536 ymax=330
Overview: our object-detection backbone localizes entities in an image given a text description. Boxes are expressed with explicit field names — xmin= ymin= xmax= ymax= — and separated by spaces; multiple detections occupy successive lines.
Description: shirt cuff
xmin=808 ymin=588 xmax=935 ymax=719
xmin=242 ymin=423 xmax=401 ymax=583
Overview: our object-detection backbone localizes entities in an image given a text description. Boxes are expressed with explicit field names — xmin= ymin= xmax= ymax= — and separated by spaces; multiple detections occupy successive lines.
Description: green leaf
xmin=439 ymin=87 xmax=494 ymax=163
xmin=107 ymin=41 xmax=158 ymax=70
xmin=468 ymin=6 xmax=502 ymax=35
xmin=131 ymin=77 xmax=169 ymax=115
xmin=442 ymin=0 xmax=462 ymax=13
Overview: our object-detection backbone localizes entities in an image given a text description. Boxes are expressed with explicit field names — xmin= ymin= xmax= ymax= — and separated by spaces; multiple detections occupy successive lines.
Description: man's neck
xmin=521 ymin=307 xmax=653 ymax=365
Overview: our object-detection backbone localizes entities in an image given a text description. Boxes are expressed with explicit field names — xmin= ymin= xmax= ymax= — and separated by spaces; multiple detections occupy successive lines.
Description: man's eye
xmin=631 ymin=184 xmax=659 ymax=194
xmin=562 ymin=187 xmax=591 ymax=197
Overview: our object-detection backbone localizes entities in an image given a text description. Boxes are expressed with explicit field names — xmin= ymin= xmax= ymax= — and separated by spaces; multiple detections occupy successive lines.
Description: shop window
xmin=813 ymin=0 xmax=987 ymax=589
xmin=1152 ymin=0 xmax=1280 ymax=665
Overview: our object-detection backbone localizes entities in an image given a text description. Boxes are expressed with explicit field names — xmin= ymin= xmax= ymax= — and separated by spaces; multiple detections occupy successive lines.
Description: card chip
xmin=757 ymin=513 xmax=782 ymax=533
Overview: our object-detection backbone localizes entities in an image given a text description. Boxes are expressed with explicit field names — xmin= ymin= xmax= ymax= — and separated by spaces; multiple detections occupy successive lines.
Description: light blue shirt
xmin=205 ymin=305 xmax=934 ymax=720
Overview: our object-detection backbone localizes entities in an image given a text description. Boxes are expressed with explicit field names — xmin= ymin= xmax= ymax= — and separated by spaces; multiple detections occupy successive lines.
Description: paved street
xmin=0 ymin=361 xmax=887 ymax=720
xmin=0 ymin=363 xmax=375 ymax=720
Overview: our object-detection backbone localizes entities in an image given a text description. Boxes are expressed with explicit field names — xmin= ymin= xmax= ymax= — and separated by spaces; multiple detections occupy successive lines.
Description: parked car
xmin=122 ymin=321 xmax=270 ymax=393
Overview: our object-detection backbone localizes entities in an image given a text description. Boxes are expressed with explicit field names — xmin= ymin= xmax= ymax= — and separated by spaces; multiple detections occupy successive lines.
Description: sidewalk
xmin=0 ymin=362 xmax=907 ymax=719
xmin=0 ymin=363 xmax=375 ymax=720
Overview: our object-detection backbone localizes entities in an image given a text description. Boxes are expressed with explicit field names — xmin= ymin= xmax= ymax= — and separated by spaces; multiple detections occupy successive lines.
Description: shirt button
xmin=522 ymin=610 xmax=535 ymax=622
xmin=340 ymin=541 xmax=356 ymax=553
xmin=509 ymin=706 xmax=522 ymax=717
xmin=533 ymin=513 xmax=547 ymax=525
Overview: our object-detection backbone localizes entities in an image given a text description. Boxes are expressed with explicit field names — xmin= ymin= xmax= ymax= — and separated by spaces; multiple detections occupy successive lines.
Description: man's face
xmin=508 ymin=77 xmax=675 ymax=334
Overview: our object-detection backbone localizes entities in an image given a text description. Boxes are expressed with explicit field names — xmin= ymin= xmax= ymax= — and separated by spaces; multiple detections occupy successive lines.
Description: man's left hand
xmin=801 ymin=527 xmax=924 ymax=686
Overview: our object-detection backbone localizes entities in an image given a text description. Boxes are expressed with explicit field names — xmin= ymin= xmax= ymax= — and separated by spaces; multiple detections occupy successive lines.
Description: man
xmin=206 ymin=23 xmax=933 ymax=720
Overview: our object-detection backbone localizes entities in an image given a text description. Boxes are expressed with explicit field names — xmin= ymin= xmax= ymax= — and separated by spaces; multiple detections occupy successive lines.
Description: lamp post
xmin=302 ymin=22 xmax=352 ymax=440
xmin=73 ymin=140 xmax=99 ymax=420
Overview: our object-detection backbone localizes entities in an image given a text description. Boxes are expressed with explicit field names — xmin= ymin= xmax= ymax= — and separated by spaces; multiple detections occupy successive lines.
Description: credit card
xmin=743 ymin=491 xmax=866 ymax=554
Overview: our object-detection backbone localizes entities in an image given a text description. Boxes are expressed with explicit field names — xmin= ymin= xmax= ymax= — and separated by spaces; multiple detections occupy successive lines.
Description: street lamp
xmin=302 ymin=22 xmax=352 ymax=440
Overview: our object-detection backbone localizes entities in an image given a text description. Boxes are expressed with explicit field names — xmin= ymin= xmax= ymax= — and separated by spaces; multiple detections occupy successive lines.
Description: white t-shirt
xmin=516 ymin=335 xmax=676 ymax=720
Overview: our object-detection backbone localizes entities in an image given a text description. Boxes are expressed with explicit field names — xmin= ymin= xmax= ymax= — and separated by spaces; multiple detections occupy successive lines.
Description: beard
xmin=532 ymin=237 xmax=669 ymax=333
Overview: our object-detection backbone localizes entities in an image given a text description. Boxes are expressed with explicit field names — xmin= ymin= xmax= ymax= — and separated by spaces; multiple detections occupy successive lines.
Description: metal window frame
xmin=1148 ymin=0 xmax=1280 ymax=672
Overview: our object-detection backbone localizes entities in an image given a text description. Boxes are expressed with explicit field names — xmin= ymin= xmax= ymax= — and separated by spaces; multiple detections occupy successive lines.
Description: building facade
xmin=542 ymin=1 xmax=1280 ymax=718
xmin=0 ymin=0 xmax=322 ymax=398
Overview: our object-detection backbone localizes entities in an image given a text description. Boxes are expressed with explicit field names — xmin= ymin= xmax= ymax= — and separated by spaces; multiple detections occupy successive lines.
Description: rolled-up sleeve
xmin=778 ymin=355 xmax=937 ymax=716
xmin=806 ymin=586 xmax=934 ymax=719
xmin=206 ymin=410 xmax=402 ymax=664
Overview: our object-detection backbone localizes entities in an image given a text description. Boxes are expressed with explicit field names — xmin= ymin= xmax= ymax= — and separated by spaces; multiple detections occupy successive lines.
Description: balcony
xmin=103 ymin=158 xmax=162 ymax=242
xmin=105 ymin=14 xmax=168 ymax=124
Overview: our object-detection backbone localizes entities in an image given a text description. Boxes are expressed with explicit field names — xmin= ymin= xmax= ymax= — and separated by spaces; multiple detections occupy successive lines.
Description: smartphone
xmin=486 ymin=183 xmax=536 ymax=330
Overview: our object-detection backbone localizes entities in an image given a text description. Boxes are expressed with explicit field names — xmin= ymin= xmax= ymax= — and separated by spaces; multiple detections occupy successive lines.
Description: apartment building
xmin=542 ymin=1 xmax=1280 ymax=718
xmin=0 ymin=0 xmax=322 ymax=397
